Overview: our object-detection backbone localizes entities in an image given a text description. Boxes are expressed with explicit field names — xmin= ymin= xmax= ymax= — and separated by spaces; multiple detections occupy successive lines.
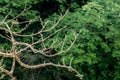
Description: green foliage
xmin=44 ymin=0 xmax=120 ymax=79
xmin=1 ymin=0 xmax=120 ymax=80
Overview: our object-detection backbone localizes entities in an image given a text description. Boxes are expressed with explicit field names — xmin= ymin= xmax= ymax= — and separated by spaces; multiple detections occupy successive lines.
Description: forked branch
xmin=0 ymin=8 xmax=83 ymax=80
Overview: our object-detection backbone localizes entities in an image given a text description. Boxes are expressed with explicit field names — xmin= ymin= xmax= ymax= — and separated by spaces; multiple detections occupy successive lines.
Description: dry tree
xmin=0 ymin=7 xmax=83 ymax=80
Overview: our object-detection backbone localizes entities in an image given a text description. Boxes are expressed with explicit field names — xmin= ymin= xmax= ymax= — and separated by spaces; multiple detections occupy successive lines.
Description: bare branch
xmin=0 ymin=7 xmax=83 ymax=80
